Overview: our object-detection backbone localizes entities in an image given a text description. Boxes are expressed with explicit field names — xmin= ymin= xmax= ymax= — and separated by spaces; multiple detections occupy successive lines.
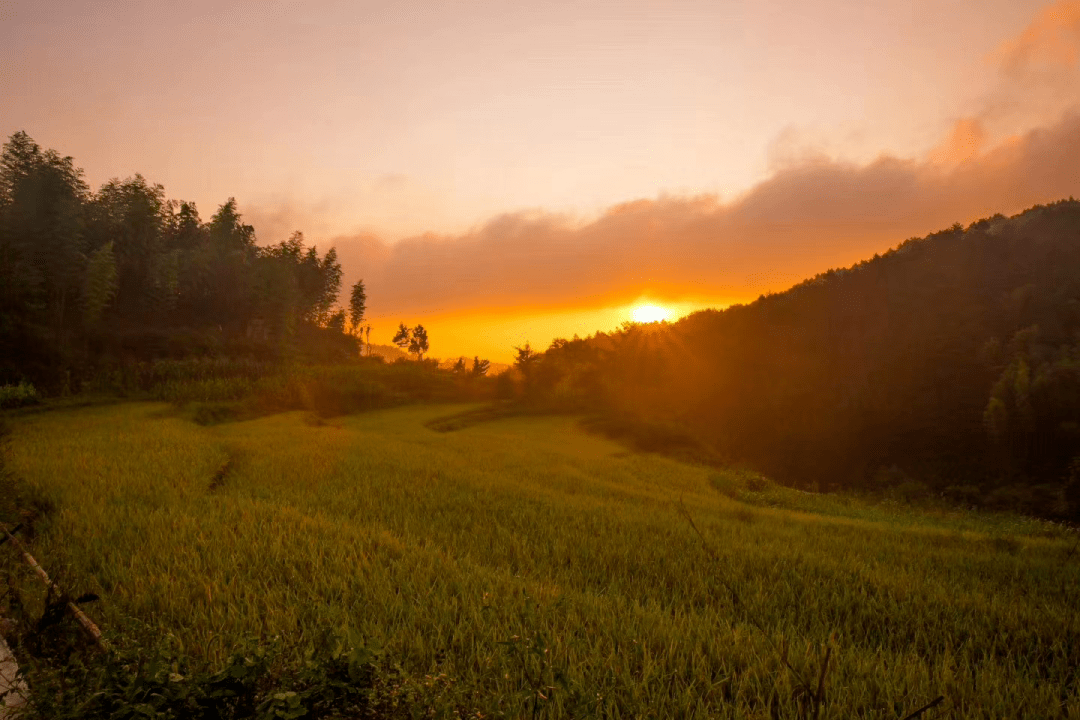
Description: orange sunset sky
xmin=3 ymin=0 xmax=1080 ymax=361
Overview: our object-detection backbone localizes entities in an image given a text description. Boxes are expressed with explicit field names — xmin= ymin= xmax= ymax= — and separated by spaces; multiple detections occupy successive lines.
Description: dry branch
xmin=812 ymin=645 xmax=831 ymax=720
xmin=900 ymin=695 xmax=944 ymax=720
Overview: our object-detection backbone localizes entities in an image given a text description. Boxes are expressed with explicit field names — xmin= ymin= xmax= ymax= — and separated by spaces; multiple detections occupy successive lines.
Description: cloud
xmin=269 ymin=4 xmax=1080 ymax=321
xmin=975 ymin=0 xmax=1080 ymax=134
xmin=929 ymin=118 xmax=987 ymax=165
xmin=330 ymin=110 xmax=1080 ymax=319
xmin=998 ymin=0 xmax=1080 ymax=77
xmin=241 ymin=195 xmax=340 ymax=246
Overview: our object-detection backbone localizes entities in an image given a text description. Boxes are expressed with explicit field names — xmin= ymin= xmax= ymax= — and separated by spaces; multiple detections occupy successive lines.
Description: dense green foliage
xmin=0 ymin=132 xmax=357 ymax=392
xmin=1 ymin=403 xmax=1076 ymax=717
xmin=6 ymin=634 xmax=395 ymax=720
xmin=0 ymin=382 xmax=39 ymax=409
xmin=523 ymin=201 xmax=1080 ymax=517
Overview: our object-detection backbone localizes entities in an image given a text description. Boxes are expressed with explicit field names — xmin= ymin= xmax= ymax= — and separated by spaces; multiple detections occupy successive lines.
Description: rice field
xmin=2 ymin=402 xmax=1079 ymax=718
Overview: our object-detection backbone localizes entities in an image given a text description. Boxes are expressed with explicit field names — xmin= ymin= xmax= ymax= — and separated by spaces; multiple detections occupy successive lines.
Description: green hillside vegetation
xmin=0 ymin=131 xmax=499 ymax=397
xmin=0 ymin=131 xmax=360 ymax=389
xmin=1 ymin=403 xmax=1077 ymax=718
xmin=519 ymin=200 xmax=1080 ymax=519
xmin=0 ymin=130 xmax=504 ymax=425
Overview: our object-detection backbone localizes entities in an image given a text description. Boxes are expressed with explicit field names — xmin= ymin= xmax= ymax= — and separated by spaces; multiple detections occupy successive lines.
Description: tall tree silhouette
xmin=349 ymin=280 xmax=367 ymax=333
xmin=471 ymin=356 xmax=490 ymax=377
xmin=409 ymin=324 xmax=429 ymax=360
xmin=393 ymin=323 xmax=411 ymax=353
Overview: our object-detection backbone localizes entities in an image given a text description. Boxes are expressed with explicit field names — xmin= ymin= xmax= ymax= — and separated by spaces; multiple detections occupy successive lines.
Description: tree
xmin=0 ymin=131 xmax=88 ymax=350
xmin=82 ymin=241 xmax=117 ymax=328
xmin=452 ymin=357 xmax=467 ymax=374
xmin=349 ymin=279 xmax=367 ymax=332
xmin=208 ymin=198 xmax=255 ymax=251
xmin=409 ymin=324 xmax=429 ymax=360
xmin=514 ymin=342 xmax=539 ymax=374
xmin=393 ymin=322 xmax=411 ymax=351
xmin=86 ymin=175 xmax=170 ymax=321
xmin=513 ymin=342 xmax=540 ymax=394
xmin=199 ymin=199 xmax=258 ymax=329
xmin=313 ymin=246 xmax=342 ymax=324
xmin=471 ymin=356 xmax=490 ymax=377
xmin=257 ymin=231 xmax=344 ymax=336
xmin=0 ymin=131 xmax=372 ymax=381
xmin=326 ymin=309 xmax=346 ymax=333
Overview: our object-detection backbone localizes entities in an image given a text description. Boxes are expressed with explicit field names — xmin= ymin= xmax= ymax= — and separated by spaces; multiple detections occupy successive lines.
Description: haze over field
xmin=4 ymin=0 xmax=1080 ymax=359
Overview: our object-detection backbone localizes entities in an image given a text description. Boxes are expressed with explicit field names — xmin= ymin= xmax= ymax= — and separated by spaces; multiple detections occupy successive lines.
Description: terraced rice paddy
xmin=2 ymin=402 xmax=1078 ymax=717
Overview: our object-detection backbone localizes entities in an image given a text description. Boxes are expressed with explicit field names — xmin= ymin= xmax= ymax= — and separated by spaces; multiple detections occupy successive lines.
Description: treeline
xmin=513 ymin=200 xmax=1080 ymax=518
xmin=0 ymin=131 xmax=362 ymax=391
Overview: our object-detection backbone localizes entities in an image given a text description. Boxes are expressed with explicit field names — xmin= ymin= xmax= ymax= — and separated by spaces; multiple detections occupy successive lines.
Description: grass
xmin=1 ymin=402 xmax=1079 ymax=717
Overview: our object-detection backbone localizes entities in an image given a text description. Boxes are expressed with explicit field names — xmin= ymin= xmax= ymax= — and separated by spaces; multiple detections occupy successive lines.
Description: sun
xmin=631 ymin=303 xmax=671 ymax=323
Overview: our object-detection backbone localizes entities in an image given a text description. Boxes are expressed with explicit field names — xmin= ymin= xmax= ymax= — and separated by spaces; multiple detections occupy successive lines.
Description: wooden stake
xmin=0 ymin=524 xmax=107 ymax=652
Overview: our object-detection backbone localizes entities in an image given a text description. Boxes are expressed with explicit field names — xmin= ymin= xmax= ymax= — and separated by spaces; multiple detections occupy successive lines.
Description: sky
xmin=3 ymin=0 xmax=1080 ymax=361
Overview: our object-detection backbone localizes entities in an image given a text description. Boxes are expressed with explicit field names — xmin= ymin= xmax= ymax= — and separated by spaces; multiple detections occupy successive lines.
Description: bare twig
xmin=812 ymin=645 xmax=831 ymax=720
xmin=900 ymin=695 xmax=944 ymax=720
xmin=0 ymin=523 xmax=107 ymax=652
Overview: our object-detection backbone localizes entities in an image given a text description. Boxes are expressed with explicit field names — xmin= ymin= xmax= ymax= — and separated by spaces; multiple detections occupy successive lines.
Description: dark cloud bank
xmin=330 ymin=110 xmax=1080 ymax=317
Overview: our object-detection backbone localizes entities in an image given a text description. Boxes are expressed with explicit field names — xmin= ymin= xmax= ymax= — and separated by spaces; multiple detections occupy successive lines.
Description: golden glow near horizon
xmin=4 ymin=1 xmax=1079 ymax=365
xmin=376 ymin=299 xmax=711 ymax=363
xmin=631 ymin=304 xmax=672 ymax=323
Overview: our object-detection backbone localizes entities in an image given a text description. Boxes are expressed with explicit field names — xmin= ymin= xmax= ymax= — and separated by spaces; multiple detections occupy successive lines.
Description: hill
xmin=532 ymin=200 xmax=1080 ymax=517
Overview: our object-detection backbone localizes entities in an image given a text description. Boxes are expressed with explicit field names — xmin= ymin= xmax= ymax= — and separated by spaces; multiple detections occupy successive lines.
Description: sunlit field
xmin=4 ymin=402 xmax=1079 ymax=718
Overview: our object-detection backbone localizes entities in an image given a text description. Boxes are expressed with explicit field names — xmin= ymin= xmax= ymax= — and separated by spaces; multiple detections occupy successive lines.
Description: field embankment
xmin=1 ymin=403 xmax=1078 ymax=717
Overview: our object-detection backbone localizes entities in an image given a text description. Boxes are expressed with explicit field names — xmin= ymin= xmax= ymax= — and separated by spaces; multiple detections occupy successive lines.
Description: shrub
xmin=943 ymin=484 xmax=983 ymax=507
xmin=892 ymin=480 xmax=932 ymax=503
xmin=0 ymin=381 xmax=40 ymax=409
xmin=11 ymin=635 xmax=404 ymax=720
xmin=744 ymin=473 xmax=772 ymax=493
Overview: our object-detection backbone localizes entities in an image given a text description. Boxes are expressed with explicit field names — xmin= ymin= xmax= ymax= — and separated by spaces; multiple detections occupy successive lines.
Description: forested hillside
xmin=0 ymin=132 xmax=359 ymax=391
xmin=6 ymin=127 xmax=1080 ymax=514
xmin=528 ymin=200 xmax=1080 ymax=516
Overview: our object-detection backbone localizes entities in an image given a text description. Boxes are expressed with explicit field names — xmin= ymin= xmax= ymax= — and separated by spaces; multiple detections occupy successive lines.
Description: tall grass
xmin=2 ymin=403 xmax=1078 ymax=717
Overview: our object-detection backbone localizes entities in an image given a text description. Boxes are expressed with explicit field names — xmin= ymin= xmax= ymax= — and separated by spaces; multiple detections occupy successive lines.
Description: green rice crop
xmin=2 ymin=402 xmax=1078 ymax=718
